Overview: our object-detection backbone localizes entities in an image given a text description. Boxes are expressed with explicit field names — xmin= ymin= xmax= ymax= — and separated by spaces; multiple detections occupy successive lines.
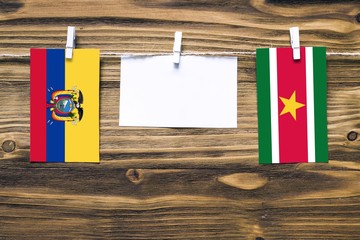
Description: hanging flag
xmin=256 ymin=47 xmax=328 ymax=164
xmin=30 ymin=49 xmax=100 ymax=163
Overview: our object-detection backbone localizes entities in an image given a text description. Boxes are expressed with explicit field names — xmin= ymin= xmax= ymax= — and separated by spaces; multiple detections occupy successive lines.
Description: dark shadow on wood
xmin=0 ymin=0 xmax=24 ymax=14
xmin=267 ymin=0 xmax=358 ymax=4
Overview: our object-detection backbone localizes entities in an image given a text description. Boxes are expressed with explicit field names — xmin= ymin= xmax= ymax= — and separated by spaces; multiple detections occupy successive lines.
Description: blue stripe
xmin=46 ymin=49 xmax=65 ymax=162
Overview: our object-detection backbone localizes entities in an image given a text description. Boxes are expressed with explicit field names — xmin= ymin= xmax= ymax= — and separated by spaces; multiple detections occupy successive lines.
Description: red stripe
xmin=277 ymin=47 xmax=308 ymax=163
xmin=30 ymin=49 xmax=47 ymax=162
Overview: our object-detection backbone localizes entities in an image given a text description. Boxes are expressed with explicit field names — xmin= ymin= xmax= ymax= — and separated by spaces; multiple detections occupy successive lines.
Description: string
xmin=1 ymin=51 xmax=360 ymax=58
xmin=102 ymin=51 xmax=257 ymax=57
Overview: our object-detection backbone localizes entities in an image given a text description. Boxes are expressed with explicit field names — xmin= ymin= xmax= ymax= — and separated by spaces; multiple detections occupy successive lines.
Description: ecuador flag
xmin=30 ymin=49 xmax=100 ymax=163
xmin=256 ymin=47 xmax=328 ymax=164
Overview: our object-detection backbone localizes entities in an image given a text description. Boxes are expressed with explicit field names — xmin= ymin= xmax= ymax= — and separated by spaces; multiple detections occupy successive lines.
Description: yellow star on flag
xmin=279 ymin=91 xmax=305 ymax=120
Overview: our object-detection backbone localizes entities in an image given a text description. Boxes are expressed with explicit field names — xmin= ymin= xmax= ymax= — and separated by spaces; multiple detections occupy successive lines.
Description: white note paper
xmin=119 ymin=55 xmax=237 ymax=128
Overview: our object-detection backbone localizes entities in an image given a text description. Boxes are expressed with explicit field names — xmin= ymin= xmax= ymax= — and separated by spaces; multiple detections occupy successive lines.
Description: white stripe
xmin=269 ymin=48 xmax=280 ymax=164
xmin=306 ymin=47 xmax=316 ymax=163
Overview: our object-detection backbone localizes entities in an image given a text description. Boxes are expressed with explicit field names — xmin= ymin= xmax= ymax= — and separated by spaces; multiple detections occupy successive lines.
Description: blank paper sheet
xmin=119 ymin=55 xmax=237 ymax=128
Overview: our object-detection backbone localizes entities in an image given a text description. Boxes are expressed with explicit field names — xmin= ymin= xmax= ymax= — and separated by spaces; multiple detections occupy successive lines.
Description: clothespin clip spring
xmin=173 ymin=31 xmax=182 ymax=64
xmin=290 ymin=27 xmax=300 ymax=60
xmin=66 ymin=26 xmax=76 ymax=59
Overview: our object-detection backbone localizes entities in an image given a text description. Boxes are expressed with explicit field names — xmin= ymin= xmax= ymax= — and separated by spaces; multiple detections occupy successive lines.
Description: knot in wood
xmin=125 ymin=169 xmax=144 ymax=184
xmin=347 ymin=131 xmax=358 ymax=141
xmin=356 ymin=13 xmax=360 ymax=23
xmin=2 ymin=140 xmax=16 ymax=153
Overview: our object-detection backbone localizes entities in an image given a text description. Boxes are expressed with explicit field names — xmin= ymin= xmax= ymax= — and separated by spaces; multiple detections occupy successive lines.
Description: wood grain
xmin=0 ymin=0 xmax=360 ymax=239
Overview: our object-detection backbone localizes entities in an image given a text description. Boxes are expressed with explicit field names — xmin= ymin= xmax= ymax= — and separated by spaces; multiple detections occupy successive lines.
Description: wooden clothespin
xmin=66 ymin=26 xmax=76 ymax=59
xmin=173 ymin=31 xmax=182 ymax=64
xmin=290 ymin=27 xmax=300 ymax=60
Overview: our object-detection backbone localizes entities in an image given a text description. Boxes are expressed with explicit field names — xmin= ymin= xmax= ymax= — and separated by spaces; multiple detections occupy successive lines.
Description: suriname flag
xmin=256 ymin=47 xmax=328 ymax=164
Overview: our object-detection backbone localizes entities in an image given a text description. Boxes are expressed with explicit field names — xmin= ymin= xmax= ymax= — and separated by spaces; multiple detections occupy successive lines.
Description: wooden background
xmin=1 ymin=0 xmax=360 ymax=239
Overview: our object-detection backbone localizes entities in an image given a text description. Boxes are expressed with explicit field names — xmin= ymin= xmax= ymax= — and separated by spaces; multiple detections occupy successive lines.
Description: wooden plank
xmin=0 ymin=0 xmax=359 ymax=239
xmin=0 ymin=56 xmax=359 ymax=167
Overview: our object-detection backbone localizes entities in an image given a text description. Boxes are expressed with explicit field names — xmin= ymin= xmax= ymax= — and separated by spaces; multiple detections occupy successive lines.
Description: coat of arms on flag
xmin=256 ymin=47 xmax=328 ymax=164
xmin=30 ymin=49 xmax=100 ymax=163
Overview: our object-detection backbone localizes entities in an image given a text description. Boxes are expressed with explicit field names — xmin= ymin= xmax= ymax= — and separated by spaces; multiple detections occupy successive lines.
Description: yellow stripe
xmin=65 ymin=49 xmax=100 ymax=162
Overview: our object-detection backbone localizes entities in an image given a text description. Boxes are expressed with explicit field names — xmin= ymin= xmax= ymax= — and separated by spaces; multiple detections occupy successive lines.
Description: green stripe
xmin=313 ymin=47 xmax=328 ymax=163
xmin=256 ymin=49 xmax=272 ymax=164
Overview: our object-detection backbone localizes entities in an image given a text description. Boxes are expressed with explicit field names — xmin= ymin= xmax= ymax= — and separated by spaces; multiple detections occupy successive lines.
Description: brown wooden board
xmin=0 ymin=0 xmax=359 ymax=239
